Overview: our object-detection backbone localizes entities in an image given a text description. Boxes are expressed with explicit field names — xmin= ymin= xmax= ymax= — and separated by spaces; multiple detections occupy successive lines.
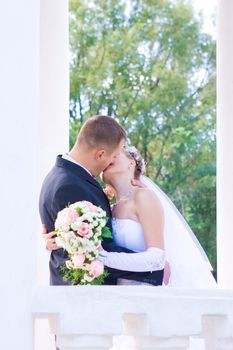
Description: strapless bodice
xmin=112 ymin=218 xmax=146 ymax=252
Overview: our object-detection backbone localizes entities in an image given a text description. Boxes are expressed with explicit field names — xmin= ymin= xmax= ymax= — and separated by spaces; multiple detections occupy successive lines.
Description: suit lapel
xmin=85 ymin=177 xmax=103 ymax=192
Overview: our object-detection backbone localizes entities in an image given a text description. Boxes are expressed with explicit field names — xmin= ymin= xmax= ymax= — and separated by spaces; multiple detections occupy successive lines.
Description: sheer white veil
xmin=140 ymin=175 xmax=217 ymax=288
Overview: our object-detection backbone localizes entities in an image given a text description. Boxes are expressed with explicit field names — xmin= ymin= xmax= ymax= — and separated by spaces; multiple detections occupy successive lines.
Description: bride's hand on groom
xmin=42 ymin=224 xmax=60 ymax=251
xmin=131 ymin=179 xmax=145 ymax=188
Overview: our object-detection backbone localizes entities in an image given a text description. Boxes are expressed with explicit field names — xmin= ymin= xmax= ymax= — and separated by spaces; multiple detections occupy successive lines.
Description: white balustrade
xmin=32 ymin=287 xmax=233 ymax=350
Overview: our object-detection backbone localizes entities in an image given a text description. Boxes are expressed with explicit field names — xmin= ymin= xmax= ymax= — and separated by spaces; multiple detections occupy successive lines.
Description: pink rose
xmin=90 ymin=204 xmax=98 ymax=213
xmin=103 ymin=185 xmax=115 ymax=201
xmin=84 ymin=201 xmax=98 ymax=213
xmin=67 ymin=208 xmax=79 ymax=223
xmin=55 ymin=207 xmax=78 ymax=230
xmin=72 ymin=254 xmax=85 ymax=268
xmin=89 ymin=260 xmax=104 ymax=278
xmin=78 ymin=223 xmax=91 ymax=237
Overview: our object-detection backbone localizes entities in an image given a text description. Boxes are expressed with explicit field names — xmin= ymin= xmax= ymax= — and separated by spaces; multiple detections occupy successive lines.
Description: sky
xmin=192 ymin=0 xmax=217 ymax=38
xmin=123 ymin=0 xmax=217 ymax=39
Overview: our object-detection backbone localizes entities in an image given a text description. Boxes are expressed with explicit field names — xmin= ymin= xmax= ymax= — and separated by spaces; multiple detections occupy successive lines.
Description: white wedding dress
xmin=112 ymin=178 xmax=217 ymax=289
xmin=112 ymin=218 xmax=154 ymax=286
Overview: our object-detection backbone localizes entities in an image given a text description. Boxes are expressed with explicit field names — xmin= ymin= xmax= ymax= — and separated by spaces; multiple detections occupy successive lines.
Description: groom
xmin=39 ymin=115 xmax=164 ymax=285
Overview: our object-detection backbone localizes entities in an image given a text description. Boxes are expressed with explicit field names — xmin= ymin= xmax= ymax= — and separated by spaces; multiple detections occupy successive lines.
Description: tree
xmin=69 ymin=0 xmax=216 ymax=270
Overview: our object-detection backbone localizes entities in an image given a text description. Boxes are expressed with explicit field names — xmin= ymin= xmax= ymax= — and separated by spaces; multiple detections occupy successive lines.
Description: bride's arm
xmin=99 ymin=189 xmax=166 ymax=272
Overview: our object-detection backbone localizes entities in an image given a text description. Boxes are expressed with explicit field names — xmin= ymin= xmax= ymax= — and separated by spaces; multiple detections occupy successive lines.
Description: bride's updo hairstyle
xmin=124 ymin=146 xmax=146 ymax=179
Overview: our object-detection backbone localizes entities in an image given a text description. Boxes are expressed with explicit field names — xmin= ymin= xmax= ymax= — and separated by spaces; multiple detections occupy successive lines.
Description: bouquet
xmin=55 ymin=201 xmax=112 ymax=285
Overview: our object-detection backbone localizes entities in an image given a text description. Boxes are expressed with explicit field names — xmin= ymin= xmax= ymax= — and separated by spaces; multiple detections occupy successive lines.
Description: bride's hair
xmin=124 ymin=146 xmax=146 ymax=179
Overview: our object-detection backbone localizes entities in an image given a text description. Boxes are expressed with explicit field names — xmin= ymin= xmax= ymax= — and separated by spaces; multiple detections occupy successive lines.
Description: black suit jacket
xmin=39 ymin=155 xmax=164 ymax=285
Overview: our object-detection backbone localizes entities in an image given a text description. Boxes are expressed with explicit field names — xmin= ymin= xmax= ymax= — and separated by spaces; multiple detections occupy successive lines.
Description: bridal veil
xmin=141 ymin=176 xmax=217 ymax=288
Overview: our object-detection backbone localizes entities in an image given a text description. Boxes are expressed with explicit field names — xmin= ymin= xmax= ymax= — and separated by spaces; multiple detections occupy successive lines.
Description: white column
xmin=202 ymin=315 xmax=233 ymax=350
xmin=36 ymin=1 xmax=69 ymax=349
xmin=37 ymin=0 xmax=69 ymax=287
xmin=39 ymin=0 xmax=69 ymax=178
xmin=217 ymin=0 xmax=233 ymax=288
xmin=0 ymin=1 xmax=40 ymax=349
xmin=0 ymin=0 xmax=69 ymax=348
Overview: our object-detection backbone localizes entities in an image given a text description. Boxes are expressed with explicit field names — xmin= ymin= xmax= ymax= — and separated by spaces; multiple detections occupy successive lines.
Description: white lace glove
xmin=98 ymin=247 xmax=166 ymax=272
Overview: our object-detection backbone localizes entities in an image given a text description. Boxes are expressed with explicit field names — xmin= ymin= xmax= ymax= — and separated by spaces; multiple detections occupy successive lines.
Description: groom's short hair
xmin=77 ymin=115 xmax=127 ymax=150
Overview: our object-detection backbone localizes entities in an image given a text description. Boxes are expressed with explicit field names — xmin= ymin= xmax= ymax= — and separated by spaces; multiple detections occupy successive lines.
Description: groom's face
xmin=96 ymin=139 xmax=125 ymax=175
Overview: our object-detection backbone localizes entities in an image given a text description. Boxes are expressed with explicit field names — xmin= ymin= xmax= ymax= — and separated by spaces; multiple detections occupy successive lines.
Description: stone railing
xmin=32 ymin=287 xmax=233 ymax=350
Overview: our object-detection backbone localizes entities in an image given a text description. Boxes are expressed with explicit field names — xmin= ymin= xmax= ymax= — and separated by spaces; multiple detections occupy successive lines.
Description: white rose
xmin=84 ymin=274 xmax=95 ymax=282
xmin=92 ymin=220 xmax=98 ymax=227
xmin=55 ymin=237 xmax=65 ymax=248
xmin=71 ymin=221 xmax=82 ymax=231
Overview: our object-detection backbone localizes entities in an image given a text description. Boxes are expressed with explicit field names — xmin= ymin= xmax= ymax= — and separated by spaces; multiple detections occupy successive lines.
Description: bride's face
xmin=102 ymin=151 xmax=135 ymax=183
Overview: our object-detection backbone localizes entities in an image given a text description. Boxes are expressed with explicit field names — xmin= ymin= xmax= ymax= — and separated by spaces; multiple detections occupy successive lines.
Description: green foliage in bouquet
xmin=60 ymin=264 xmax=109 ymax=285
xmin=100 ymin=226 xmax=113 ymax=239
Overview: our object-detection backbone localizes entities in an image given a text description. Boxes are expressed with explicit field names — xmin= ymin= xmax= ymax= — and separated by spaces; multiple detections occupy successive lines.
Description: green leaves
xmin=77 ymin=207 xmax=83 ymax=216
xmin=60 ymin=264 xmax=109 ymax=285
xmin=101 ymin=226 xmax=113 ymax=239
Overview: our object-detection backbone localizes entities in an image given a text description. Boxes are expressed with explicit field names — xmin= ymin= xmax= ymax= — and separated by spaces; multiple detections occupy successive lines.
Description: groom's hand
xmin=42 ymin=224 xmax=60 ymax=251
xmin=163 ymin=260 xmax=171 ymax=285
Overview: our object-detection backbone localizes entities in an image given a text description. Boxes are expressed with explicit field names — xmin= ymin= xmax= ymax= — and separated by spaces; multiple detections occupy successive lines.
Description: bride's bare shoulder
xmin=133 ymin=188 xmax=164 ymax=218
xmin=133 ymin=187 xmax=161 ymax=204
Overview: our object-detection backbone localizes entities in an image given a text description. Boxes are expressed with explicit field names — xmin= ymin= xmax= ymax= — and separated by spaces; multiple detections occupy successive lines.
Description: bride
xmin=100 ymin=146 xmax=217 ymax=288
